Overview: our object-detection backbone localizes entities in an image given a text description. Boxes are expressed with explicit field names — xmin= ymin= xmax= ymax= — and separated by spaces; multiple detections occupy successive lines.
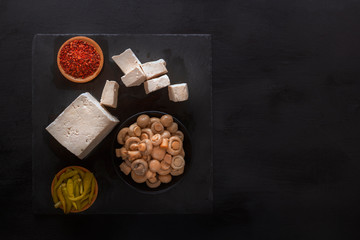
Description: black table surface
xmin=2 ymin=0 xmax=360 ymax=239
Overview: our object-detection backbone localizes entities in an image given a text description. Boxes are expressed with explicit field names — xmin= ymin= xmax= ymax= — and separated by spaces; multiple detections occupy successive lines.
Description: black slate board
xmin=32 ymin=34 xmax=212 ymax=214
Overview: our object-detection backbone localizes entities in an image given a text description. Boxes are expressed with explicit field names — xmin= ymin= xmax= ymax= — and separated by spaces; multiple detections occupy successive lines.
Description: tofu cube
xmin=112 ymin=48 xmax=141 ymax=74
xmin=168 ymin=83 xmax=189 ymax=102
xmin=46 ymin=92 xmax=119 ymax=159
xmin=141 ymin=59 xmax=168 ymax=79
xmin=144 ymin=75 xmax=171 ymax=94
xmin=121 ymin=66 xmax=147 ymax=87
xmin=100 ymin=80 xmax=119 ymax=108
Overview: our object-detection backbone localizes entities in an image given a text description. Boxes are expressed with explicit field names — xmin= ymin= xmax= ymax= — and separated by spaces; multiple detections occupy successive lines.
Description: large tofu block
xmin=121 ymin=66 xmax=147 ymax=87
xmin=144 ymin=75 xmax=171 ymax=94
xmin=100 ymin=80 xmax=119 ymax=108
xmin=46 ymin=92 xmax=119 ymax=159
xmin=168 ymin=83 xmax=189 ymax=102
xmin=141 ymin=59 xmax=168 ymax=79
xmin=112 ymin=48 xmax=141 ymax=74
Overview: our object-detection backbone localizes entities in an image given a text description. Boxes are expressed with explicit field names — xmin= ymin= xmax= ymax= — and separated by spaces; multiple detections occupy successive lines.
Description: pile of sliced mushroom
xmin=116 ymin=114 xmax=186 ymax=188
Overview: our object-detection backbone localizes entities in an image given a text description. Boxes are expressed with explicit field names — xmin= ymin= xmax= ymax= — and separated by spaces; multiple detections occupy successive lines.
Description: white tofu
xmin=112 ymin=49 xmax=141 ymax=74
xmin=100 ymin=80 xmax=119 ymax=108
xmin=141 ymin=59 xmax=168 ymax=79
xmin=144 ymin=75 xmax=171 ymax=94
xmin=168 ymin=83 xmax=189 ymax=102
xmin=121 ymin=66 xmax=147 ymax=87
xmin=46 ymin=92 xmax=119 ymax=159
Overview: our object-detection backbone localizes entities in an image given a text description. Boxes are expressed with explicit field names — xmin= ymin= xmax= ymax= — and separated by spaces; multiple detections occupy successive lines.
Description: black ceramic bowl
xmin=112 ymin=111 xmax=192 ymax=194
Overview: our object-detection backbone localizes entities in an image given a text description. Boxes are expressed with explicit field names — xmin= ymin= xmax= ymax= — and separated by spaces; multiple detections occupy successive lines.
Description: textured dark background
xmin=1 ymin=0 xmax=360 ymax=239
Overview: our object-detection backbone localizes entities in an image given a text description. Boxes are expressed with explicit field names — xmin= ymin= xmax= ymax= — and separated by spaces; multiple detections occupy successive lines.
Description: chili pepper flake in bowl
xmin=57 ymin=36 xmax=104 ymax=83
xmin=51 ymin=166 xmax=98 ymax=214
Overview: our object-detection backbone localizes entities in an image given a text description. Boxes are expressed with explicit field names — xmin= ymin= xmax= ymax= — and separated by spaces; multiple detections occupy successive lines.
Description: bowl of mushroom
xmin=113 ymin=111 xmax=191 ymax=193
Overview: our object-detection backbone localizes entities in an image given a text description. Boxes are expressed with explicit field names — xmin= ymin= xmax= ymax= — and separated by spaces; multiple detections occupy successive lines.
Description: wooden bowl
xmin=57 ymin=36 xmax=104 ymax=83
xmin=51 ymin=166 xmax=98 ymax=213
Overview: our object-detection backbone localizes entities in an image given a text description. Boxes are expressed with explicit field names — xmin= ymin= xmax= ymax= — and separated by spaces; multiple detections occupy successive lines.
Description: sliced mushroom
xmin=160 ymin=114 xmax=173 ymax=128
xmin=151 ymin=146 xmax=166 ymax=160
xmin=124 ymin=158 xmax=132 ymax=167
xmin=128 ymin=123 xmax=141 ymax=137
xmin=151 ymin=121 xmax=164 ymax=134
xmin=157 ymin=168 xmax=171 ymax=175
xmin=117 ymin=127 xmax=129 ymax=145
xmin=171 ymin=155 xmax=185 ymax=170
xmin=140 ymin=139 xmax=153 ymax=155
xmin=158 ymin=174 xmax=172 ymax=183
xmin=115 ymin=148 xmax=121 ymax=158
xmin=151 ymin=134 xmax=162 ymax=146
xmin=167 ymin=136 xmax=182 ymax=155
xmin=146 ymin=179 xmax=161 ymax=188
xmin=125 ymin=137 xmax=141 ymax=150
xmin=161 ymin=130 xmax=171 ymax=139
xmin=170 ymin=167 xmax=184 ymax=176
xmin=149 ymin=160 xmax=161 ymax=172
xmin=128 ymin=151 xmax=142 ymax=161
xmin=131 ymin=170 xmax=147 ymax=183
xmin=131 ymin=159 xmax=148 ymax=176
xmin=119 ymin=147 xmax=128 ymax=159
xmin=137 ymin=114 xmax=150 ymax=128
xmin=174 ymin=130 xmax=184 ymax=141
xmin=167 ymin=122 xmax=178 ymax=133
xmin=141 ymin=128 xmax=153 ymax=140
xmin=160 ymin=138 xmax=169 ymax=149
xmin=119 ymin=162 xmax=131 ymax=175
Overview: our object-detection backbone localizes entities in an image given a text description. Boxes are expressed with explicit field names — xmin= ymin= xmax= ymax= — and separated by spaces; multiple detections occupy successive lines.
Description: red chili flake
xmin=59 ymin=40 xmax=101 ymax=79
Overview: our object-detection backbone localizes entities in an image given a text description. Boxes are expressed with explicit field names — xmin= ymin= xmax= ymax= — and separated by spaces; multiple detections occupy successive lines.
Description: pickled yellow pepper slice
xmin=67 ymin=179 xmax=74 ymax=198
xmin=88 ymin=177 xmax=96 ymax=204
xmin=56 ymin=185 xmax=66 ymax=213
xmin=68 ymin=172 xmax=93 ymax=201
xmin=53 ymin=170 xmax=78 ymax=192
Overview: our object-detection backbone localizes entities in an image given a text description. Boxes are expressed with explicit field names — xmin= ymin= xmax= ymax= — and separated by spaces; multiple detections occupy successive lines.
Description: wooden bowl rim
xmin=51 ymin=165 xmax=98 ymax=213
xmin=57 ymin=36 xmax=104 ymax=83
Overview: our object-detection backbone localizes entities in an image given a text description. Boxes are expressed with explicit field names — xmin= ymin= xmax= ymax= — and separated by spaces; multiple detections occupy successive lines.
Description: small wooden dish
xmin=57 ymin=36 xmax=104 ymax=83
xmin=51 ymin=166 xmax=98 ymax=213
